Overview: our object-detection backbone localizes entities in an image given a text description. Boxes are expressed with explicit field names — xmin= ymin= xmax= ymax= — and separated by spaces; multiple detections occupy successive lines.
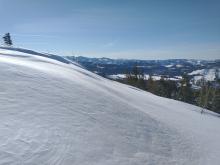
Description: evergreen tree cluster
xmin=119 ymin=65 xmax=220 ymax=114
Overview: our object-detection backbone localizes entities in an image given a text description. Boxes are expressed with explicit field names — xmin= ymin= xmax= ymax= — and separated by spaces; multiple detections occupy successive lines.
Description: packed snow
xmin=0 ymin=47 xmax=220 ymax=165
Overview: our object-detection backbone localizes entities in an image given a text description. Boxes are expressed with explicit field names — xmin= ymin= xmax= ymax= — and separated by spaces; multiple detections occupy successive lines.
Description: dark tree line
xmin=118 ymin=65 xmax=220 ymax=114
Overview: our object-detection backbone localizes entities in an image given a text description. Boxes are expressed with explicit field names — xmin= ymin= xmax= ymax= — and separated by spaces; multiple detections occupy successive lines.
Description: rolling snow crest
xmin=0 ymin=47 xmax=220 ymax=165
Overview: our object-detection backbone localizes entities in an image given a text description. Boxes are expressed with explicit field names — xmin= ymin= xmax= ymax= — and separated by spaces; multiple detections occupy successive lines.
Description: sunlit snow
xmin=0 ymin=47 xmax=220 ymax=165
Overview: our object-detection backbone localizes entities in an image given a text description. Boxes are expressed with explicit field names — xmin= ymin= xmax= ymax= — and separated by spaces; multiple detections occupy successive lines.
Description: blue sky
xmin=0 ymin=0 xmax=219 ymax=59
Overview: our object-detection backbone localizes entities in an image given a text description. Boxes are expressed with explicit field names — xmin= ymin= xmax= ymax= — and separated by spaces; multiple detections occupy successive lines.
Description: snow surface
xmin=107 ymin=74 xmax=127 ymax=80
xmin=188 ymin=69 xmax=204 ymax=75
xmin=165 ymin=64 xmax=173 ymax=68
xmin=108 ymin=74 xmax=181 ymax=81
xmin=175 ymin=64 xmax=183 ymax=68
xmin=189 ymin=69 xmax=220 ymax=82
xmin=0 ymin=47 xmax=220 ymax=165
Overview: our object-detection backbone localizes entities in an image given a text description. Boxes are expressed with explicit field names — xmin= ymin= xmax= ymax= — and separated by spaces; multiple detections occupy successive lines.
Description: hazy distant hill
xmin=66 ymin=56 xmax=220 ymax=81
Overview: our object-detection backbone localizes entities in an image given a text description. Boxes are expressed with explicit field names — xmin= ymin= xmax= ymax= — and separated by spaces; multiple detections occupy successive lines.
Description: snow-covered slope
xmin=189 ymin=69 xmax=220 ymax=82
xmin=0 ymin=47 xmax=220 ymax=165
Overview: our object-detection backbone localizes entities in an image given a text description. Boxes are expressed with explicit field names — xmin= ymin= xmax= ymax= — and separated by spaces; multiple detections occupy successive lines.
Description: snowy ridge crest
xmin=0 ymin=47 xmax=220 ymax=165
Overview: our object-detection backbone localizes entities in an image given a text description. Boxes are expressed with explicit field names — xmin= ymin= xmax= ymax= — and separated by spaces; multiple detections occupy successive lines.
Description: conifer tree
xmin=212 ymin=88 xmax=220 ymax=114
xmin=132 ymin=63 xmax=139 ymax=81
xmin=178 ymin=74 xmax=193 ymax=103
xmin=147 ymin=75 xmax=157 ymax=93
xmin=198 ymin=77 xmax=212 ymax=113
xmin=3 ymin=33 xmax=13 ymax=46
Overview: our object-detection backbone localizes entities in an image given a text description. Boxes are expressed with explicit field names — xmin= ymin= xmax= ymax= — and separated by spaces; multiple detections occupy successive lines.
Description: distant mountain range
xmin=65 ymin=56 xmax=220 ymax=83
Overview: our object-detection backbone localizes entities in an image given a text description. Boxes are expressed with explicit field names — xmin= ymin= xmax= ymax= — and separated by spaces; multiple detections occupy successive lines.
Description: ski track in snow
xmin=0 ymin=48 xmax=220 ymax=165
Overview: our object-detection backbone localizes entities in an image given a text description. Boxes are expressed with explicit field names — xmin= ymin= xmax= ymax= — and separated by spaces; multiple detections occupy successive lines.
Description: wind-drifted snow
xmin=0 ymin=47 xmax=220 ymax=165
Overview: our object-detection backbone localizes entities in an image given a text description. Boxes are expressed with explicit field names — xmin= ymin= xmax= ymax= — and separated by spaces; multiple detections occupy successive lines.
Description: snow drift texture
xmin=0 ymin=47 xmax=220 ymax=165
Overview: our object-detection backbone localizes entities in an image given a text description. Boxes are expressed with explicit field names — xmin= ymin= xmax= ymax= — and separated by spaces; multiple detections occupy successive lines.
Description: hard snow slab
xmin=0 ymin=48 xmax=220 ymax=165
